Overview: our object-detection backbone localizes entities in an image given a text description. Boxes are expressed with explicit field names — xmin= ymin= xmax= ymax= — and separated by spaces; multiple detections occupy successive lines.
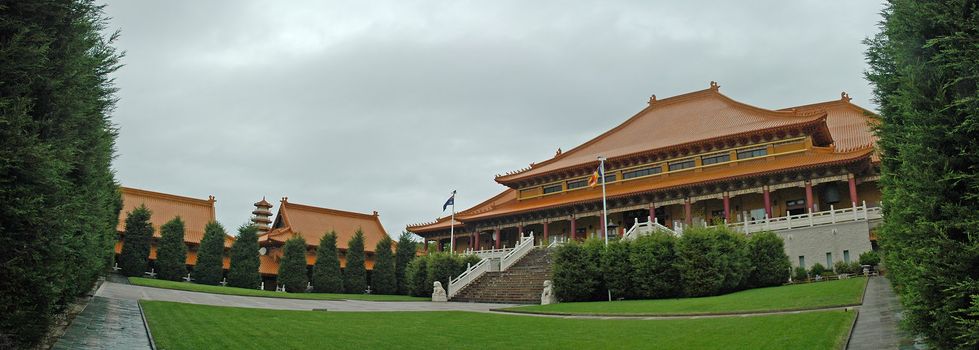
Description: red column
xmin=723 ymin=193 xmax=731 ymax=222
xmin=684 ymin=198 xmax=692 ymax=225
xmin=805 ymin=181 xmax=814 ymax=213
xmin=543 ymin=221 xmax=549 ymax=243
xmin=473 ymin=232 xmax=480 ymax=250
xmin=848 ymin=175 xmax=858 ymax=207
xmin=424 ymin=240 xmax=429 ymax=253
xmin=570 ymin=216 xmax=577 ymax=240
xmin=518 ymin=224 xmax=524 ymax=236
xmin=494 ymin=228 xmax=501 ymax=249
xmin=763 ymin=186 xmax=772 ymax=218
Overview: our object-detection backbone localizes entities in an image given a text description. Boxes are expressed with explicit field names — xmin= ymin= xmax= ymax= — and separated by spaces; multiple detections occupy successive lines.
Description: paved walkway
xmin=847 ymin=277 xmax=927 ymax=350
xmin=51 ymin=296 xmax=151 ymax=350
xmin=95 ymin=281 xmax=514 ymax=312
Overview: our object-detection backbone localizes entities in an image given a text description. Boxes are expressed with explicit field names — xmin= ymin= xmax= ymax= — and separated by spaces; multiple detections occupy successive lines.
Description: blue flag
xmin=442 ymin=191 xmax=456 ymax=211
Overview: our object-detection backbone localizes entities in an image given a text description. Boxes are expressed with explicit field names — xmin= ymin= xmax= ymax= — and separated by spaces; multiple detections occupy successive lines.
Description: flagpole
xmin=599 ymin=156 xmax=611 ymax=302
xmin=450 ymin=190 xmax=456 ymax=254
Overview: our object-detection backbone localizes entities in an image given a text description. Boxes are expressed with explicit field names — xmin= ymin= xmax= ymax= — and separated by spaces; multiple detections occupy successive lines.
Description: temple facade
xmin=407 ymin=82 xmax=881 ymax=270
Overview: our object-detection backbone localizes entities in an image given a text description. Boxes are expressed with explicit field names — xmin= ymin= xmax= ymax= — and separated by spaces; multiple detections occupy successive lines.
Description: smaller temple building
xmin=115 ymin=187 xmax=232 ymax=274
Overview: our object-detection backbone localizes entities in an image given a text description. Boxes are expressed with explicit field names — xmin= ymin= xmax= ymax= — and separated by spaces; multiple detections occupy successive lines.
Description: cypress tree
xmin=277 ymin=236 xmax=309 ymax=293
xmin=866 ymin=1 xmax=979 ymax=346
xmin=0 ymin=2 xmax=122 ymax=345
xmin=156 ymin=217 xmax=188 ymax=281
xmin=343 ymin=230 xmax=367 ymax=294
xmin=395 ymin=232 xmax=418 ymax=295
xmin=194 ymin=221 xmax=227 ymax=285
xmin=312 ymin=231 xmax=343 ymax=293
xmin=372 ymin=236 xmax=397 ymax=294
xmin=119 ymin=206 xmax=153 ymax=277
xmin=227 ymin=224 xmax=261 ymax=289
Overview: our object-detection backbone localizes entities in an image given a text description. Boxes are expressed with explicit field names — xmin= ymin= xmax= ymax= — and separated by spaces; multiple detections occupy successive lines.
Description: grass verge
xmin=141 ymin=300 xmax=856 ymax=350
xmin=128 ymin=277 xmax=426 ymax=302
xmin=505 ymin=277 xmax=867 ymax=316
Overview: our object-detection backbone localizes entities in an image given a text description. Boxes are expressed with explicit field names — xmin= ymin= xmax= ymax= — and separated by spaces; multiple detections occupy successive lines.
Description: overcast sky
xmin=103 ymin=1 xmax=886 ymax=238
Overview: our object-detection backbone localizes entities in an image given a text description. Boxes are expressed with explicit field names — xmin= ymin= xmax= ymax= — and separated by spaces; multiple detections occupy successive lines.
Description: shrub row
xmin=552 ymin=226 xmax=791 ymax=302
xmin=404 ymin=252 xmax=481 ymax=297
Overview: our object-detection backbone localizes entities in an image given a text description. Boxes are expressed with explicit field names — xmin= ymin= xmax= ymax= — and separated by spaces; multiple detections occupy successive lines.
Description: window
xmin=826 ymin=252 xmax=833 ymax=267
xmin=737 ymin=147 xmax=768 ymax=160
xmin=622 ymin=166 xmax=662 ymax=179
xmin=566 ymin=179 xmax=588 ymax=190
xmin=668 ymin=159 xmax=695 ymax=171
xmin=701 ymin=153 xmax=731 ymax=165
xmin=843 ymin=250 xmax=850 ymax=264
xmin=542 ymin=184 xmax=562 ymax=194
xmin=799 ymin=256 xmax=806 ymax=268
xmin=604 ymin=173 xmax=617 ymax=183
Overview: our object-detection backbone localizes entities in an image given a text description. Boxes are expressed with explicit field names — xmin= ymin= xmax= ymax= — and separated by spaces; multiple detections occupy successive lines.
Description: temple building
xmin=256 ymin=197 xmax=391 ymax=289
xmin=115 ymin=187 xmax=232 ymax=273
xmin=407 ymin=82 xmax=882 ymax=270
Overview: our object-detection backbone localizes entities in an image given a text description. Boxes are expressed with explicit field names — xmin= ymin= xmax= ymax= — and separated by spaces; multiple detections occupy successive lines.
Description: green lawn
xmin=141 ymin=300 xmax=856 ymax=350
xmin=507 ymin=277 xmax=867 ymax=316
xmin=128 ymin=277 xmax=426 ymax=302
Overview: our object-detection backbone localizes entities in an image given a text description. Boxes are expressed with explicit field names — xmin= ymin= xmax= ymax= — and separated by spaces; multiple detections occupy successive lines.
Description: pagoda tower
xmin=251 ymin=197 xmax=273 ymax=233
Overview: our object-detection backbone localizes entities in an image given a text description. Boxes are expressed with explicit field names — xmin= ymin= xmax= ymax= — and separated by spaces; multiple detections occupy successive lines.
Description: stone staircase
xmin=451 ymin=247 xmax=551 ymax=304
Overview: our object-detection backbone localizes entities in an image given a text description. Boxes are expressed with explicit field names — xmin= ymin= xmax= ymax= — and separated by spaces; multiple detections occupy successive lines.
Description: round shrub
xmin=425 ymin=252 xmax=464 ymax=293
xmin=793 ymin=266 xmax=809 ymax=282
xmin=629 ymin=232 xmax=680 ymax=299
xmin=809 ymin=263 xmax=827 ymax=276
xmin=859 ymin=250 xmax=880 ymax=266
xmin=746 ymin=231 xmax=791 ymax=288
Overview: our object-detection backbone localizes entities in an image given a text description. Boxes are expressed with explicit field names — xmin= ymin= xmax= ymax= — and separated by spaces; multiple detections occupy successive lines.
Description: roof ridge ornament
xmin=841 ymin=91 xmax=852 ymax=102
xmin=555 ymin=148 xmax=562 ymax=157
xmin=709 ymin=81 xmax=720 ymax=91
xmin=648 ymin=94 xmax=657 ymax=105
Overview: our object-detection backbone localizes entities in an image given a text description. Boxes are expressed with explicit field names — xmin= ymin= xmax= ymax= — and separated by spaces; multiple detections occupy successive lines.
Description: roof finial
xmin=555 ymin=148 xmax=562 ymax=156
xmin=648 ymin=94 xmax=657 ymax=104
xmin=841 ymin=91 xmax=852 ymax=102
xmin=709 ymin=81 xmax=720 ymax=90
xmin=373 ymin=210 xmax=378 ymax=216
xmin=281 ymin=196 xmax=288 ymax=203
xmin=208 ymin=195 xmax=215 ymax=203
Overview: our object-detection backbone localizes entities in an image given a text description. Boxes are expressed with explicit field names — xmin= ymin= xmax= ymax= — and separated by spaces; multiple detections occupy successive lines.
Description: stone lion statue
xmin=541 ymin=280 xmax=557 ymax=305
xmin=432 ymin=281 xmax=447 ymax=302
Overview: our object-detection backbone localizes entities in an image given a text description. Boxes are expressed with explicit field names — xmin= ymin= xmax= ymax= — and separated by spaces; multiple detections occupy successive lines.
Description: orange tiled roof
xmin=118 ymin=187 xmax=232 ymax=247
xmin=262 ymin=199 xmax=389 ymax=252
xmin=780 ymin=94 xmax=879 ymax=153
xmin=495 ymin=85 xmax=830 ymax=184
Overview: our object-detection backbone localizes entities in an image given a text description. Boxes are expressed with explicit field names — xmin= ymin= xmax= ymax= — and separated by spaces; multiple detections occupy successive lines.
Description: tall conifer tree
xmin=343 ymin=230 xmax=367 ymax=294
xmin=0 ymin=1 xmax=122 ymax=345
xmin=227 ymin=224 xmax=261 ymax=289
xmin=372 ymin=236 xmax=397 ymax=294
xmin=156 ymin=217 xmax=188 ymax=281
xmin=866 ymin=1 xmax=979 ymax=346
xmin=312 ymin=231 xmax=343 ymax=293
xmin=119 ymin=206 xmax=153 ymax=277
xmin=194 ymin=221 xmax=227 ymax=285
xmin=395 ymin=232 xmax=418 ymax=295
xmin=277 ymin=236 xmax=309 ymax=293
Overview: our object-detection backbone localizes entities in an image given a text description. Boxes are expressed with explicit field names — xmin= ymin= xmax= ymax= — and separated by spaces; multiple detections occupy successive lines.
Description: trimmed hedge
xmin=156 ymin=217 xmax=188 ymax=281
xmin=194 ymin=221 xmax=227 ymax=285
xmin=312 ymin=231 xmax=343 ymax=293
xmin=277 ymin=236 xmax=308 ymax=293
xmin=372 ymin=236 xmax=397 ymax=294
xmin=404 ymin=252 xmax=479 ymax=297
xmin=395 ymin=232 xmax=418 ymax=295
xmin=553 ymin=227 xmax=789 ymax=301
xmin=227 ymin=225 xmax=261 ymax=289
xmin=119 ymin=206 xmax=154 ymax=277
xmin=405 ymin=256 xmax=431 ymax=297
xmin=343 ymin=230 xmax=367 ymax=294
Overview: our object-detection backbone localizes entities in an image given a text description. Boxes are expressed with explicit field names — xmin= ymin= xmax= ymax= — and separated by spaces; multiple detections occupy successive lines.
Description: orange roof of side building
xmin=118 ymin=187 xmax=232 ymax=247
xmin=259 ymin=197 xmax=389 ymax=252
